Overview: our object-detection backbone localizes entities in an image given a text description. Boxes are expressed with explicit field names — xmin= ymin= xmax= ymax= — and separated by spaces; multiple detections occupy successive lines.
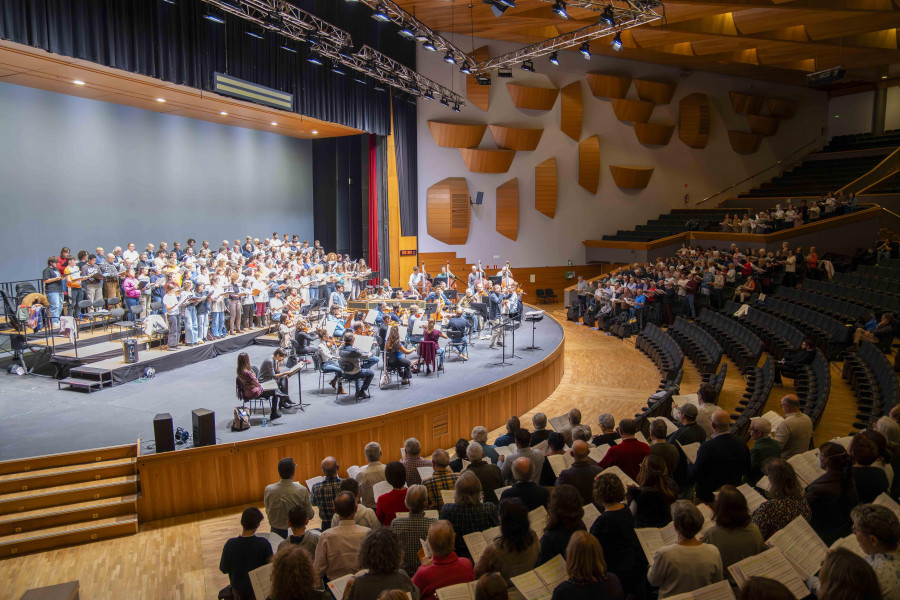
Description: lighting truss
xmin=202 ymin=0 xmax=465 ymax=106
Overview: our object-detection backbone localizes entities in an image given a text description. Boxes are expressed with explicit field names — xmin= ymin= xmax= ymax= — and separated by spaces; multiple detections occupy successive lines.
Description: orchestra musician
xmin=326 ymin=305 xmax=346 ymax=339
xmin=488 ymin=283 xmax=511 ymax=350
xmin=402 ymin=284 xmax=421 ymax=300
xmin=384 ymin=325 xmax=414 ymax=385
xmin=329 ymin=282 xmax=348 ymax=310
xmin=257 ymin=348 xmax=301 ymax=408
xmin=408 ymin=266 xmax=424 ymax=293
xmin=338 ymin=330 xmax=374 ymax=400
xmin=497 ymin=262 xmax=514 ymax=288
xmin=423 ymin=282 xmax=450 ymax=305
xmin=456 ymin=288 xmax=480 ymax=333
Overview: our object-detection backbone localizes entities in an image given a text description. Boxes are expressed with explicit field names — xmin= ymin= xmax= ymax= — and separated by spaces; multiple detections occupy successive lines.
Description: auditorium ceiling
xmin=396 ymin=0 xmax=900 ymax=91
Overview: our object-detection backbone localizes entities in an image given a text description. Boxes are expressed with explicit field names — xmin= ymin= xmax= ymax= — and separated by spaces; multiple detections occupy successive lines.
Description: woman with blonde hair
xmin=550 ymin=531 xmax=623 ymax=600
xmin=751 ymin=458 xmax=811 ymax=540
xmin=269 ymin=544 xmax=324 ymax=600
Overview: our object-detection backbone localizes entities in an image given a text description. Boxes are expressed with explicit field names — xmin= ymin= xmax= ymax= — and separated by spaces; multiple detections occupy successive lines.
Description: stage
xmin=0 ymin=313 xmax=564 ymax=461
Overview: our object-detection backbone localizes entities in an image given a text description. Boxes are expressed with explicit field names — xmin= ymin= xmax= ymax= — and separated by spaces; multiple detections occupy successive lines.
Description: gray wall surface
xmin=0 ymin=81 xmax=313 ymax=283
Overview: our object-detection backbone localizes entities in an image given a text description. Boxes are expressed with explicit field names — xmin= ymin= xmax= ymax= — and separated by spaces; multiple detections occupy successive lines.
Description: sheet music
xmin=548 ymin=415 xmax=570 ymax=432
xmin=327 ymin=573 xmax=354 ymax=600
xmin=635 ymin=431 xmax=649 ymax=445
xmin=830 ymin=534 xmax=866 ymax=558
xmin=874 ymin=492 xmax=900 ymax=521
xmin=754 ymin=476 xmax=771 ymax=493
xmin=248 ymin=563 xmax=273 ymax=600
xmin=659 ymin=522 xmax=680 ymax=546
xmin=463 ymin=531 xmax=490 ymax=563
xmin=582 ymin=503 xmax=601 ymax=529
xmin=441 ymin=490 xmax=456 ymax=505
xmin=411 ymin=321 xmax=425 ymax=336
xmin=510 ymin=570 xmax=552 ymax=600
xmin=736 ymin=483 xmax=766 ymax=513
xmin=603 ymin=466 xmax=637 ymax=488
xmin=365 ymin=309 xmax=378 ymax=324
xmin=495 ymin=446 xmax=515 ymax=458
xmin=398 ymin=325 xmax=408 ymax=340
xmin=831 ymin=436 xmax=854 ymax=450
xmin=534 ymin=440 xmax=549 ymax=453
xmin=762 ymin=411 xmax=785 ymax=431
xmin=400 ymin=447 xmax=406 ymax=459
xmin=729 ymin=548 xmax=808 ymax=599
xmin=483 ymin=526 xmax=501 ymax=543
xmin=435 ymin=581 xmax=477 ymax=600
xmin=395 ymin=510 xmax=440 ymax=519
xmin=535 ymin=553 xmax=568 ymax=590
xmin=673 ymin=393 xmax=699 ymax=407
xmin=660 ymin=418 xmax=680 ymax=436
xmin=588 ymin=445 xmax=610 ymax=463
xmin=347 ymin=465 xmax=361 ymax=479
xmin=697 ymin=503 xmax=715 ymax=538
xmin=528 ymin=506 xmax=548 ymax=538
xmin=305 ymin=476 xmax=324 ymax=492
xmin=418 ymin=466 xmax=435 ymax=481
xmin=547 ymin=454 xmax=569 ymax=477
xmin=767 ymin=516 xmax=828 ymax=580
xmin=636 ymin=528 xmax=666 ymax=565
xmin=788 ymin=450 xmax=825 ymax=487
xmin=373 ymin=480 xmax=394 ymax=503
xmin=665 ymin=580 xmax=736 ymax=600
xmin=352 ymin=335 xmax=374 ymax=353
xmin=261 ymin=379 xmax=279 ymax=391
xmin=678 ymin=441 xmax=701 ymax=464
xmin=421 ymin=538 xmax=433 ymax=559
xmin=495 ymin=485 xmax=512 ymax=498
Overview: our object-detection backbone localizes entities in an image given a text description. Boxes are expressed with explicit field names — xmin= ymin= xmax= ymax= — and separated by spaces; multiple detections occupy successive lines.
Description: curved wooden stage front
xmin=136 ymin=313 xmax=566 ymax=521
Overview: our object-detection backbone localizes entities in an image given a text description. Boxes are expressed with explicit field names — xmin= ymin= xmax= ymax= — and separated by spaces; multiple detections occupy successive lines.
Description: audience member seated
xmin=805 ymin=442 xmax=858 ymax=545
xmin=590 ymin=473 xmax=645 ymax=599
xmin=346 ymin=527 xmax=420 ymax=600
xmin=814 ymin=548 xmax=882 ymax=600
xmin=701 ymin=485 xmax=765 ymax=583
xmin=376 ymin=461 xmax=408 ymax=527
xmin=279 ymin=505 xmax=322 ymax=557
xmin=550 ymin=531 xmax=624 ymax=600
xmin=440 ymin=471 xmax=499 ymax=560
xmin=530 ymin=413 xmax=550 ymax=447
xmin=402 ymin=438 xmax=433 ymax=486
xmin=627 ymin=455 xmax=678 ymax=528
xmin=465 ymin=443 xmax=504 ymax=504
xmin=747 ymin=418 xmax=781 ymax=486
xmin=750 ymin=458 xmax=811 ymax=540
xmin=850 ymin=503 xmax=900 ymax=600
xmin=476 ymin=498 xmax=539 ymax=589
xmin=423 ymin=449 xmax=459 ymax=510
xmin=695 ymin=384 xmax=720 ymax=438
xmin=850 ymin=433 xmax=890 ymax=504
xmin=356 ymin=441 xmax=387 ymax=509
xmin=494 ymin=417 xmax=520 ymax=448
xmin=412 ymin=520 xmax=475 ymax=600
xmin=738 ymin=576 xmax=794 ymax=600
xmin=555 ymin=440 xmax=602 ymax=505
xmin=667 ymin=404 xmax=706 ymax=446
xmin=646 ymin=500 xmax=724 ymax=598
xmin=500 ymin=456 xmax=550 ymax=511
xmin=875 ymin=416 xmax=900 ymax=499
xmin=599 ymin=418 xmax=650 ymax=481
xmin=773 ymin=339 xmax=816 ymax=387
xmin=269 ymin=544 xmax=326 ymax=600
xmin=773 ymin=394 xmax=813 ymax=459
xmin=560 ymin=409 xmax=583 ymax=448
xmin=648 ymin=419 xmax=681 ymax=487
xmin=539 ymin=432 xmax=567 ymax=487
xmin=331 ymin=478 xmax=380 ymax=530
xmin=265 ymin=457 xmax=314 ymax=539
xmin=391 ymin=485 xmax=436 ymax=577
xmin=472 ymin=572 xmax=507 ymax=600
xmin=313 ymin=491 xmax=371 ymax=581
xmin=862 ymin=429 xmax=896 ymax=492
xmin=219 ymin=507 xmax=274 ymax=600
xmin=311 ymin=457 xmax=343 ymax=531
xmin=851 ymin=313 xmax=895 ymax=350
xmin=592 ymin=413 xmax=621 ymax=447
xmin=500 ymin=428 xmax=545 ymax=486
xmin=472 ymin=426 xmax=501 ymax=463
xmin=538 ymin=484 xmax=585 ymax=565
xmin=449 ymin=439 xmax=468 ymax=473
xmin=691 ymin=410 xmax=751 ymax=503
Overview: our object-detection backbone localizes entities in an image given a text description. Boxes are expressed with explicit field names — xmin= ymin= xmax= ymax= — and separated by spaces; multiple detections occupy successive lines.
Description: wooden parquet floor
xmin=0 ymin=306 xmax=870 ymax=599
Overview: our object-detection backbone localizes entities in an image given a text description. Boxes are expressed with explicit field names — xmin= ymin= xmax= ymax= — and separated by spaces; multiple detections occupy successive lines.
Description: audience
xmin=465 ymin=443 xmax=504 ymax=504
xmin=313 ymin=491 xmax=370 ymax=580
xmin=376 ymin=461 xmax=408 ymax=527
xmin=805 ymin=441 xmax=858 ymax=545
xmin=590 ymin=473 xmax=645 ymax=599
xmin=473 ymin=572 xmax=507 ymax=600
xmin=695 ymin=384 xmax=719 ymax=438
xmin=346 ymin=528 xmax=420 ymax=600
xmin=530 ymin=413 xmax=550 ymax=447
xmin=555 ymin=440 xmax=603 ymax=505
xmin=449 ymin=439 xmax=469 ymax=473
xmin=646 ymin=500 xmax=724 ymax=598
xmin=472 ymin=426 xmax=501 ymax=463
xmin=592 ymin=413 xmax=621 ymax=447
xmin=550 ymin=531 xmax=624 ymax=600
xmin=539 ymin=432 xmax=567 ymax=486
xmin=280 ymin=505 xmax=322 ymax=556
xmin=598 ymin=418 xmax=650 ymax=480
xmin=850 ymin=433 xmax=890 ymax=504
xmin=356 ymin=441 xmax=387 ymax=509
xmin=500 ymin=428 xmax=545 ymax=486
xmin=875 ymin=416 xmax=900 ymax=499
xmin=691 ymin=410 xmax=750 ymax=503
xmin=701 ymin=485 xmax=765 ymax=582
xmin=332 ymin=478 xmax=380 ymax=530
xmin=738 ymin=577 xmax=793 ymax=600
xmin=311 ymin=457 xmax=342 ymax=531
xmin=478 ymin=498 xmax=539 ymax=587
xmin=219 ymin=507 xmax=274 ymax=600
xmin=747 ymin=417 xmax=780 ymax=486
xmin=391 ymin=485 xmax=436 ymax=576
xmin=500 ymin=456 xmax=550 ymax=511
xmin=269 ymin=544 xmax=324 ymax=600
xmin=402 ymin=438 xmax=433 ymax=486
xmin=627 ymin=454 xmax=678 ymax=528
xmin=494 ymin=417 xmax=520 ymax=448
xmin=773 ymin=394 xmax=813 ymax=459
xmin=440 ymin=471 xmax=499 ymax=560
xmin=751 ymin=458 xmax=811 ymax=540
xmin=560 ymin=409 xmax=582 ymax=448
xmin=648 ymin=418 xmax=681 ymax=486
xmin=667 ymin=403 xmax=706 ymax=446
xmin=265 ymin=457 xmax=314 ymax=539
xmin=412 ymin=520 xmax=475 ymax=600
xmin=538 ymin=484 xmax=585 ymax=565
xmin=816 ymin=548 xmax=882 ymax=600
xmin=422 ymin=449 xmax=459 ymax=510
xmin=850 ymin=503 xmax=900 ymax=600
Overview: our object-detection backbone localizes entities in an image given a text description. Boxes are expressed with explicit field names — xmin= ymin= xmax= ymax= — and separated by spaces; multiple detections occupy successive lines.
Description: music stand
xmin=524 ymin=312 xmax=544 ymax=350
xmin=424 ymin=302 xmax=437 ymax=317
xmin=505 ymin=317 xmax=522 ymax=359
xmin=446 ymin=290 xmax=459 ymax=301
xmin=488 ymin=276 xmax=503 ymax=287
xmin=493 ymin=317 xmax=512 ymax=367
xmin=471 ymin=302 xmax=488 ymax=334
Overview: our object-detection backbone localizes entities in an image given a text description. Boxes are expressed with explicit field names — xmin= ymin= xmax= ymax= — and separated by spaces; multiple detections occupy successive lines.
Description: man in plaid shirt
xmin=402 ymin=437 xmax=433 ymax=485
xmin=390 ymin=485 xmax=437 ymax=575
xmin=310 ymin=456 xmax=342 ymax=531
xmin=422 ymin=449 xmax=458 ymax=510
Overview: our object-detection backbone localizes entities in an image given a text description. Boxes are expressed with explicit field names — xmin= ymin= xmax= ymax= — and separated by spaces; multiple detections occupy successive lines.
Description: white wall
xmin=416 ymin=37 xmax=829 ymax=266
xmin=827 ymin=91 xmax=874 ymax=137
xmin=886 ymin=86 xmax=900 ymax=132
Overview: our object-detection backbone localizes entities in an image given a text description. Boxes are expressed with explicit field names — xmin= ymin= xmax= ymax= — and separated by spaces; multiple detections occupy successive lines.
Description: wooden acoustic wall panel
xmin=765 ymin=97 xmax=798 ymax=119
xmin=466 ymin=46 xmax=490 ymax=112
xmin=427 ymin=121 xmax=487 ymax=148
xmin=679 ymin=93 xmax=711 ymax=149
xmin=729 ymin=92 xmax=765 ymax=115
xmin=609 ymin=165 xmax=654 ymax=189
xmin=496 ymin=178 xmax=519 ymax=241
xmin=634 ymin=79 xmax=676 ymax=104
xmin=560 ymin=81 xmax=582 ymax=142
xmin=534 ymin=157 xmax=557 ymax=219
xmin=585 ymin=73 xmax=631 ymax=99
xmin=634 ymin=122 xmax=675 ymax=146
xmin=747 ymin=114 xmax=780 ymax=137
xmin=506 ymin=83 xmax=559 ymax=111
xmin=611 ymin=98 xmax=655 ymax=123
xmin=728 ymin=131 xmax=762 ymax=154
xmin=459 ymin=148 xmax=516 ymax=173
xmin=489 ymin=124 xmax=544 ymax=151
xmin=426 ymin=177 xmax=470 ymax=245
xmin=578 ymin=135 xmax=601 ymax=194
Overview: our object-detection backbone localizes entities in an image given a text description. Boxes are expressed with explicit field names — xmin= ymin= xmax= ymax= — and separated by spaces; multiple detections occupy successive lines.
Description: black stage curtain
xmin=375 ymin=134 xmax=390 ymax=281
xmin=0 ymin=0 xmax=415 ymax=136
xmin=312 ymin=135 xmax=366 ymax=258
xmin=391 ymin=95 xmax=419 ymax=237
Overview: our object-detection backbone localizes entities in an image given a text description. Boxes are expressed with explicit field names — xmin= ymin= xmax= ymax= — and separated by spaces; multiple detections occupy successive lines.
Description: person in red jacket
xmin=412 ymin=520 xmax=475 ymax=600
xmin=599 ymin=418 xmax=651 ymax=481
xmin=375 ymin=461 xmax=408 ymax=526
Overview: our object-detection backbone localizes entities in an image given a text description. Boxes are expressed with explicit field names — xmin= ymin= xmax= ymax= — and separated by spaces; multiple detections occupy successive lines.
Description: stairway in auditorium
xmin=0 ymin=443 xmax=140 ymax=558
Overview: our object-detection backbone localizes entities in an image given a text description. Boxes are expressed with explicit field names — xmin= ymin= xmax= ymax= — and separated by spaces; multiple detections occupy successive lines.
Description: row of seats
xmin=732 ymin=356 xmax=775 ymax=441
xmin=794 ymin=350 xmax=832 ymax=430
xmin=843 ymin=341 xmax=900 ymax=430
xmin=857 ymin=263 xmax=900 ymax=277
xmin=723 ymin=300 xmax=803 ymax=360
xmin=634 ymin=388 xmax=676 ymax=440
xmin=737 ymin=155 xmax=883 ymax=198
xmin=703 ymin=360 xmax=728 ymax=400
xmin=833 ymin=271 xmax=900 ymax=296
xmin=667 ymin=316 xmax=723 ymax=375
xmin=752 ymin=296 xmax=851 ymax=359
xmin=803 ymin=278 xmax=900 ymax=314
xmin=775 ymin=285 xmax=868 ymax=322
xmin=866 ymin=170 xmax=900 ymax=194
xmin=635 ymin=323 xmax=685 ymax=382
xmin=695 ymin=309 xmax=763 ymax=373
xmin=820 ymin=129 xmax=900 ymax=153
xmin=602 ymin=208 xmax=733 ymax=242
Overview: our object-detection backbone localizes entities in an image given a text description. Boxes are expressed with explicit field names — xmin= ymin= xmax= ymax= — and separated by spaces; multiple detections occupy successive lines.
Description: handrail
xmin=850 ymin=146 xmax=900 ymax=194
xmin=696 ymin=138 xmax=821 ymax=206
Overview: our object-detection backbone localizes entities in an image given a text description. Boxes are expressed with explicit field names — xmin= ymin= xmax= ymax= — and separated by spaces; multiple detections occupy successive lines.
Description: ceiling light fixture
xmin=423 ymin=89 xmax=435 ymax=100
xmin=332 ymin=65 xmax=346 ymax=75
xmin=460 ymin=64 xmax=472 ymax=75
xmin=374 ymin=84 xmax=386 ymax=92
xmin=579 ymin=41 xmax=591 ymax=60
xmin=246 ymin=31 xmax=263 ymax=39
xmin=551 ymin=0 xmax=569 ymax=19
xmin=312 ymin=130 xmax=319 ymax=134
xmin=475 ymin=73 xmax=491 ymax=85
xmin=271 ymin=121 xmax=278 ymax=126
xmin=422 ymin=39 xmax=437 ymax=52
xmin=600 ymin=6 xmax=615 ymax=27
xmin=443 ymin=51 xmax=456 ymax=65
xmin=204 ymin=13 xmax=225 ymax=24
xmin=440 ymin=96 xmax=450 ymax=106
xmin=548 ymin=51 xmax=559 ymax=66
xmin=398 ymin=27 xmax=416 ymax=39
xmin=371 ymin=3 xmax=390 ymax=22
xmin=308 ymin=53 xmax=324 ymax=66
xmin=280 ymin=45 xmax=297 ymax=53
xmin=220 ymin=111 xmax=228 ymax=115
xmin=73 ymin=80 xmax=86 ymax=85
xmin=611 ymin=31 xmax=623 ymax=51
xmin=452 ymin=103 xmax=461 ymax=112
xmin=521 ymin=60 xmax=534 ymax=72
xmin=156 ymin=98 xmax=166 ymax=103
xmin=353 ymin=76 xmax=367 ymax=84
xmin=497 ymin=68 xmax=513 ymax=78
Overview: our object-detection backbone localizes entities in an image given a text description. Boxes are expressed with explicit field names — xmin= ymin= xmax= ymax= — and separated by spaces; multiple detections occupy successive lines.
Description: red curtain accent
xmin=367 ymin=134 xmax=379 ymax=286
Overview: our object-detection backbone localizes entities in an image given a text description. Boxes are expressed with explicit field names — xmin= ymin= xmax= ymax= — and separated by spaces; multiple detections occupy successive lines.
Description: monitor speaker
xmin=153 ymin=413 xmax=175 ymax=453
xmin=192 ymin=408 xmax=216 ymax=447
xmin=474 ymin=191 xmax=484 ymax=205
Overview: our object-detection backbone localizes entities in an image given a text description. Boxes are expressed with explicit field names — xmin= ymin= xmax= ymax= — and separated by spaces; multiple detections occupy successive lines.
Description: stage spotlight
xmin=475 ymin=73 xmax=491 ymax=85
xmin=332 ymin=65 xmax=346 ymax=75
xmin=353 ymin=76 xmax=367 ymax=84
xmin=548 ymin=51 xmax=559 ymax=66
xmin=460 ymin=64 xmax=472 ymax=75
xmin=204 ymin=13 xmax=225 ymax=24
xmin=600 ymin=5 xmax=615 ymax=26
xmin=246 ymin=31 xmax=263 ymax=39
xmin=423 ymin=39 xmax=437 ymax=52
xmin=579 ymin=41 xmax=591 ymax=60
xmin=371 ymin=3 xmax=390 ymax=21
xmin=440 ymin=96 xmax=450 ymax=106
xmin=280 ymin=45 xmax=297 ymax=53
xmin=551 ymin=0 xmax=568 ymax=19
xmin=398 ymin=27 xmax=416 ymax=39
xmin=308 ymin=53 xmax=324 ymax=66
xmin=497 ymin=68 xmax=513 ymax=78
xmin=521 ymin=60 xmax=535 ymax=72
xmin=443 ymin=51 xmax=456 ymax=64
xmin=423 ymin=89 xmax=435 ymax=100
xmin=338 ymin=46 xmax=355 ymax=60
xmin=611 ymin=31 xmax=623 ymax=51
xmin=374 ymin=83 xmax=386 ymax=92
xmin=452 ymin=103 xmax=461 ymax=112
xmin=497 ymin=0 xmax=515 ymax=6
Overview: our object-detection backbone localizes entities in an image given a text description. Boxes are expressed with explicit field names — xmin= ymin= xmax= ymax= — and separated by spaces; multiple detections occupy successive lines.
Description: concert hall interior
xmin=2 ymin=1 xmax=900 ymax=599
